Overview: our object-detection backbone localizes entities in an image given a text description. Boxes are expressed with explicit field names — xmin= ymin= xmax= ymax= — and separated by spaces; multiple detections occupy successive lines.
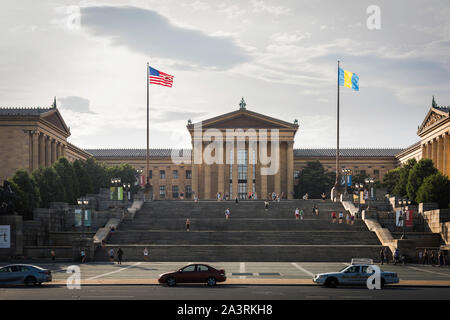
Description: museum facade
xmin=1 ymin=97 xmax=448 ymax=200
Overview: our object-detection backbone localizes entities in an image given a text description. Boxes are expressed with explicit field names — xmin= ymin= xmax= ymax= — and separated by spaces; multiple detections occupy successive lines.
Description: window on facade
xmin=172 ymin=185 xmax=179 ymax=198
xmin=374 ymin=170 xmax=380 ymax=179
xmin=186 ymin=170 xmax=192 ymax=179
xmin=159 ymin=186 xmax=166 ymax=198
xmin=185 ymin=185 xmax=192 ymax=198
xmin=360 ymin=170 xmax=366 ymax=175
xmin=173 ymin=170 xmax=178 ymax=179
xmin=294 ymin=170 xmax=300 ymax=179
xmin=160 ymin=170 xmax=165 ymax=179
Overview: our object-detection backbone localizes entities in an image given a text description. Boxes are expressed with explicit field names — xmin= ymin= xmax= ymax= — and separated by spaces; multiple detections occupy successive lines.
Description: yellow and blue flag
xmin=339 ymin=67 xmax=359 ymax=91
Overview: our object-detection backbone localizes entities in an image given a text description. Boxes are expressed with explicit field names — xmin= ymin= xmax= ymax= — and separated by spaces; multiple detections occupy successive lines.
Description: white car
xmin=313 ymin=264 xmax=399 ymax=288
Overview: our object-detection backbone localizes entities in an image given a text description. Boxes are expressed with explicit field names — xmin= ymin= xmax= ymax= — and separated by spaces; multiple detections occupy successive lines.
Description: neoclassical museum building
xmin=0 ymin=97 xmax=449 ymax=200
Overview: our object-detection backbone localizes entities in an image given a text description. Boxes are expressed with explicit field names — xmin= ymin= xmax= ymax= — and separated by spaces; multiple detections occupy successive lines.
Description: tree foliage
xmin=32 ymin=167 xmax=65 ymax=208
xmin=73 ymin=159 xmax=93 ymax=197
xmin=392 ymin=158 xmax=417 ymax=197
xmin=54 ymin=157 xmax=79 ymax=204
xmin=406 ymin=159 xmax=438 ymax=203
xmin=382 ymin=168 xmax=401 ymax=194
xmin=8 ymin=169 xmax=40 ymax=220
xmin=294 ymin=161 xmax=335 ymax=199
xmin=416 ymin=173 xmax=450 ymax=208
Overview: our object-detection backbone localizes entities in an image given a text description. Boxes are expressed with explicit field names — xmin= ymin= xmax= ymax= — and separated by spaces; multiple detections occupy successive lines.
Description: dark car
xmin=158 ymin=263 xmax=226 ymax=286
xmin=0 ymin=264 xmax=52 ymax=286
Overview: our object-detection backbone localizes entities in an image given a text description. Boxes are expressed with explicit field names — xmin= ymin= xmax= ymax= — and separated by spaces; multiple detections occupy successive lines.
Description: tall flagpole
xmin=335 ymin=60 xmax=340 ymax=187
xmin=146 ymin=62 xmax=150 ymax=188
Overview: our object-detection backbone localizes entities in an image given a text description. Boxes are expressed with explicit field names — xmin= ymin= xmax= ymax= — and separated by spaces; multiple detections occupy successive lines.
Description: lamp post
xmin=355 ymin=182 xmax=363 ymax=215
xmin=341 ymin=168 xmax=352 ymax=195
xmin=398 ymin=199 xmax=411 ymax=239
xmin=364 ymin=177 xmax=375 ymax=210
xmin=77 ymin=198 xmax=89 ymax=233
xmin=123 ymin=183 xmax=131 ymax=201
xmin=111 ymin=178 xmax=121 ymax=200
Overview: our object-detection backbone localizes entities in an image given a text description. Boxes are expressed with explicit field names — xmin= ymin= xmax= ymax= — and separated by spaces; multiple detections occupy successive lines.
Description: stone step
xmin=108 ymin=230 xmax=379 ymax=245
xmin=94 ymin=244 xmax=383 ymax=262
xmin=118 ymin=219 xmax=366 ymax=231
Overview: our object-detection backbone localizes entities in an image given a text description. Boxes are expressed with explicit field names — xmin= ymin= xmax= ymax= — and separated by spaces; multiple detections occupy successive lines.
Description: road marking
xmin=240 ymin=263 xmax=246 ymax=279
xmin=291 ymin=263 xmax=314 ymax=277
xmin=407 ymin=266 xmax=450 ymax=278
xmin=340 ymin=296 xmax=372 ymax=299
xmin=86 ymin=262 xmax=143 ymax=280
xmin=306 ymin=296 xmax=329 ymax=299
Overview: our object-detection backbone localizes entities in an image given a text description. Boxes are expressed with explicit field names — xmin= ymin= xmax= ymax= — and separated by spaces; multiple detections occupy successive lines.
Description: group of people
xmin=331 ymin=211 xmax=355 ymax=224
xmin=107 ymin=247 xmax=124 ymax=264
xmin=418 ymin=249 xmax=446 ymax=266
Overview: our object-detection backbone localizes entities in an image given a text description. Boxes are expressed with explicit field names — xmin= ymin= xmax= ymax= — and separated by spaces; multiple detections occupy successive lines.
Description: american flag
xmin=149 ymin=66 xmax=174 ymax=87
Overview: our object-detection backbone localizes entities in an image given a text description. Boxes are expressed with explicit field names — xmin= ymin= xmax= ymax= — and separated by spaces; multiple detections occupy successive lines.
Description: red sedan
xmin=158 ymin=264 xmax=226 ymax=286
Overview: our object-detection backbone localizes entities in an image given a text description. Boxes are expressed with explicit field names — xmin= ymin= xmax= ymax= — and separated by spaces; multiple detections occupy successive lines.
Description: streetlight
xmin=123 ymin=183 xmax=131 ymax=201
xmin=341 ymin=168 xmax=352 ymax=194
xmin=398 ymin=199 xmax=411 ymax=239
xmin=354 ymin=183 xmax=364 ymax=215
xmin=77 ymin=198 xmax=89 ymax=233
xmin=364 ymin=177 xmax=375 ymax=210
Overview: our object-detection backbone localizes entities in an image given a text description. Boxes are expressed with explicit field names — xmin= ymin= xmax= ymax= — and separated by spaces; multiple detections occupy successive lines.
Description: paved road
xmin=1 ymin=284 xmax=450 ymax=300
xmin=7 ymin=261 xmax=449 ymax=282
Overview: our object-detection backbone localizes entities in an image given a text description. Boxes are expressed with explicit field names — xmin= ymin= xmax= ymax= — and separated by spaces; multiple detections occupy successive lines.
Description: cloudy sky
xmin=1 ymin=0 xmax=449 ymax=150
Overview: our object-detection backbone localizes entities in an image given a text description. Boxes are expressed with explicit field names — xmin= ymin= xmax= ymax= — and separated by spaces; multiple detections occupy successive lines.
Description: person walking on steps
xmin=295 ymin=208 xmax=300 ymax=220
xmin=225 ymin=208 xmax=231 ymax=220
xmin=185 ymin=218 xmax=190 ymax=232
xmin=143 ymin=248 xmax=149 ymax=261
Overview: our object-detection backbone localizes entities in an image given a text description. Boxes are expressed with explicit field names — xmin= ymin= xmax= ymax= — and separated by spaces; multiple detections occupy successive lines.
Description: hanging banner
xmin=74 ymin=209 xmax=82 ymax=227
xmin=0 ymin=225 xmax=11 ymax=248
xmin=118 ymin=186 xmax=124 ymax=201
xmin=396 ymin=210 xmax=404 ymax=227
xmin=84 ymin=209 xmax=92 ymax=227
xmin=340 ymin=176 xmax=346 ymax=186
xmin=110 ymin=187 xmax=116 ymax=200
xmin=360 ymin=191 xmax=365 ymax=204
xmin=405 ymin=210 xmax=413 ymax=227
xmin=347 ymin=175 xmax=352 ymax=187
xmin=353 ymin=194 xmax=359 ymax=203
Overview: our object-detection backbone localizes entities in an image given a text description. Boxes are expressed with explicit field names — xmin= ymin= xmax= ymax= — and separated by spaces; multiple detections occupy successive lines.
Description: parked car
xmin=158 ymin=263 xmax=226 ymax=286
xmin=0 ymin=264 xmax=52 ymax=286
xmin=313 ymin=261 xmax=399 ymax=288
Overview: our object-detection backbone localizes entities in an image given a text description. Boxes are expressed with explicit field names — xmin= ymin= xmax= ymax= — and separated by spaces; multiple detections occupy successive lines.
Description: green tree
xmin=416 ymin=173 xmax=450 ymax=208
xmin=8 ymin=169 xmax=40 ymax=219
xmin=83 ymin=157 xmax=109 ymax=193
xmin=295 ymin=161 xmax=335 ymax=199
xmin=53 ymin=157 xmax=79 ymax=204
xmin=33 ymin=167 xmax=65 ymax=208
xmin=406 ymin=158 xmax=438 ymax=203
xmin=73 ymin=159 xmax=93 ymax=197
xmin=382 ymin=168 xmax=401 ymax=194
xmin=393 ymin=158 xmax=417 ymax=197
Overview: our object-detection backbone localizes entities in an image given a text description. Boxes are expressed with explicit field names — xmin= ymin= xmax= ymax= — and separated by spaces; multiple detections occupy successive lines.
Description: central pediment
xmin=189 ymin=109 xmax=299 ymax=131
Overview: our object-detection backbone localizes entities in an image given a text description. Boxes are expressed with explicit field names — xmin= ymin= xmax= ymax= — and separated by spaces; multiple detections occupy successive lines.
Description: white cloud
xmin=251 ymin=0 xmax=290 ymax=16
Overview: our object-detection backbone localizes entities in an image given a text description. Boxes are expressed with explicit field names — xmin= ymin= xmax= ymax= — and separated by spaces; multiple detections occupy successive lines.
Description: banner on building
xmin=360 ymin=191 xmax=365 ymax=204
xmin=340 ymin=176 xmax=346 ymax=186
xmin=84 ymin=209 xmax=92 ymax=227
xmin=110 ymin=187 xmax=116 ymax=200
xmin=405 ymin=210 xmax=413 ymax=227
xmin=0 ymin=225 xmax=11 ymax=248
xmin=347 ymin=175 xmax=352 ymax=187
xmin=353 ymin=194 xmax=359 ymax=203
xmin=74 ymin=209 xmax=82 ymax=227
xmin=118 ymin=187 xmax=123 ymax=201
xmin=396 ymin=210 xmax=404 ymax=227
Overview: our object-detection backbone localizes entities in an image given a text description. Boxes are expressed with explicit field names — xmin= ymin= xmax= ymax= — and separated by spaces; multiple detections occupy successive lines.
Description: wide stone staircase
xmin=94 ymin=200 xmax=382 ymax=262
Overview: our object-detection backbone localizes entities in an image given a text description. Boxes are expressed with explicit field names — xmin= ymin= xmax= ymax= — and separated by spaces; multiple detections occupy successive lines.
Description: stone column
xmin=32 ymin=132 xmax=39 ymax=172
xmin=432 ymin=138 xmax=438 ymax=168
xmin=51 ymin=139 xmax=57 ymax=164
xmin=232 ymin=142 xmax=238 ymax=199
xmin=191 ymin=140 xmax=200 ymax=199
xmin=45 ymin=136 xmax=51 ymax=167
xmin=421 ymin=143 xmax=427 ymax=159
xmin=39 ymin=133 xmax=45 ymax=167
xmin=437 ymin=136 xmax=444 ymax=172
xmin=62 ymin=144 xmax=66 ymax=158
xmin=217 ymin=143 xmax=225 ymax=196
xmin=444 ymin=133 xmax=450 ymax=177
xmin=204 ymin=144 xmax=211 ymax=200
xmin=260 ymin=141 xmax=267 ymax=200
xmin=287 ymin=141 xmax=294 ymax=199
xmin=426 ymin=141 xmax=432 ymax=159
xmin=247 ymin=142 xmax=253 ymax=196
xmin=274 ymin=141 xmax=281 ymax=196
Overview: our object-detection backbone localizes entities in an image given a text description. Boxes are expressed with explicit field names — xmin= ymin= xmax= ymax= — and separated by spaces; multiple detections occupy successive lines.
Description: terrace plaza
xmin=0 ymin=97 xmax=449 ymax=200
